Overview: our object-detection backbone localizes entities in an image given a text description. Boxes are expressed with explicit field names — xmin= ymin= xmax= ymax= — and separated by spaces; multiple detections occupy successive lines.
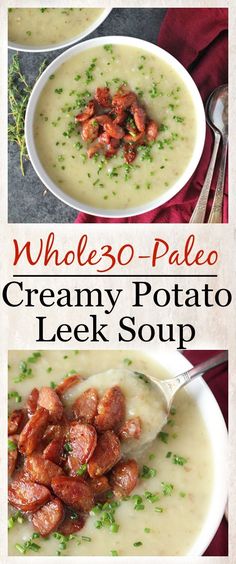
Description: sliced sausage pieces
xmin=24 ymin=454 xmax=64 ymax=486
xmin=8 ymin=409 xmax=25 ymax=435
xmin=18 ymin=407 xmax=49 ymax=456
xmin=38 ymin=387 xmax=63 ymax=423
xmin=59 ymin=514 xmax=85 ymax=535
xmin=32 ymin=498 xmax=64 ymax=536
xmin=67 ymin=423 xmax=97 ymax=475
xmin=95 ymin=386 xmax=125 ymax=432
xmin=43 ymin=424 xmax=65 ymax=443
xmin=43 ymin=437 xmax=64 ymax=465
xmin=118 ymin=417 xmax=142 ymax=441
xmin=73 ymin=388 xmax=98 ymax=424
xmin=110 ymin=459 xmax=139 ymax=497
xmin=55 ymin=374 xmax=80 ymax=396
xmin=88 ymin=430 xmax=121 ymax=478
xmin=8 ymin=474 xmax=51 ymax=512
xmin=89 ymin=475 xmax=110 ymax=500
xmin=51 ymin=476 xmax=94 ymax=512
xmin=26 ymin=388 xmax=39 ymax=416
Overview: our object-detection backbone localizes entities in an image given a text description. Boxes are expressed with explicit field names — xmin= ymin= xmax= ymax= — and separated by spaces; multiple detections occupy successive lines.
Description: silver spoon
xmin=208 ymin=84 xmax=228 ymax=223
xmin=142 ymin=351 xmax=227 ymax=433
xmin=190 ymin=87 xmax=222 ymax=223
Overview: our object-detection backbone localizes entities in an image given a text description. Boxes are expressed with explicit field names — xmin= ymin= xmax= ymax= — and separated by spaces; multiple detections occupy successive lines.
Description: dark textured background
xmin=8 ymin=8 xmax=166 ymax=223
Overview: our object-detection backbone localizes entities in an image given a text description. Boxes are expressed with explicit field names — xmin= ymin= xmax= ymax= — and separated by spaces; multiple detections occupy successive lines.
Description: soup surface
xmin=34 ymin=45 xmax=197 ymax=210
xmin=8 ymin=8 xmax=103 ymax=47
xmin=8 ymin=350 xmax=212 ymax=556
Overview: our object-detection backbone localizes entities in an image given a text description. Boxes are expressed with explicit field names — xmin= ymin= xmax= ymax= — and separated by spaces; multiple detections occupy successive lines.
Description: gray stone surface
xmin=8 ymin=8 xmax=167 ymax=223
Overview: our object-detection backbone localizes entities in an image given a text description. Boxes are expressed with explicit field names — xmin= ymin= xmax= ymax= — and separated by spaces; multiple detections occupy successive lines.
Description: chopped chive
xmin=123 ymin=358 xmax=132 ymax=366
xmin=133 ymin=541 xmax=143 ymax=547
xmin=110 ymin=523 xmax=119 ymax=533
xmin=76 ymin=463 xmax=87 ymax=476
xmin=140 ymin=465 xmax=157 ymax=479
xmin=8 ymin=439 xmax=17 ymax=451
xmin=64 ymin=442 xmax=73 ymax=453
xmin=172 ymin=454 xmax=187 ymax=466
xmin=161 ymin=482 xmax=174 ymax=496
xmin=159 ymin=431 xmax=169 ymax=444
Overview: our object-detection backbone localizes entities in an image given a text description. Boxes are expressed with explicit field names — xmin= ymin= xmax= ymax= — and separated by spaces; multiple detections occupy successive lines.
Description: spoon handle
xmin=208 ymin=136 xmax=228 ymax=223
xmin=189 ymin=129 xmax=221 ymax=223
xmin=163 ymin=351 xmax=228 ymax=398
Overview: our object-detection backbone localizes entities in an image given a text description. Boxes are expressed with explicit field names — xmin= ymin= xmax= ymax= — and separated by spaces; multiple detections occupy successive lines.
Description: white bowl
xmin=149 ymin=350 xmax=228 ymax=556
xmin=8 ymin=8 xmax=112 ymax=52
xmin=25 ymin=35 xmax=206 ymax=218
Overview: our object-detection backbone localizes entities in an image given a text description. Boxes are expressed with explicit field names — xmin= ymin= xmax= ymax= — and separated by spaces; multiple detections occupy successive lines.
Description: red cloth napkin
xmin=75 ymin=8 xmax=228 ymax=224
xmin=183 ymin=350 xmax=228 ymax=556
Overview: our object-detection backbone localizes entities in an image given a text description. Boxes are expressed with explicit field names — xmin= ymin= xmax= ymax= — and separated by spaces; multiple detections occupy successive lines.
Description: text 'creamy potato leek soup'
xmin=8 ymin=8 xmax=103 ymax=47
xmin=8 ymin=350 xmax=213 ymax=556
xmin=33 ymin=42 xmax=197 ymax=211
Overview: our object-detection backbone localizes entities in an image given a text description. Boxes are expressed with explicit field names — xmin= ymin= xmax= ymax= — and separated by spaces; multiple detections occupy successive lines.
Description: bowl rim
xmin=25 ymin=35 xmax=206 ymax=218
xmin=8 ymin=8 xmax=112 ymax=53
xmin=148 ymin=350 xmax=228 ymax=557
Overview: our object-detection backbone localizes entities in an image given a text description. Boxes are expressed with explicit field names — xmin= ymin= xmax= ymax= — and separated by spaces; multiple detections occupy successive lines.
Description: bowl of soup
xmin=8 ymin=349 xmax=227 ymax=556
xmin=25 ymin=36 xmax=205 ymax=218
xmin=8 ymin=8 xmax=112 ymax=52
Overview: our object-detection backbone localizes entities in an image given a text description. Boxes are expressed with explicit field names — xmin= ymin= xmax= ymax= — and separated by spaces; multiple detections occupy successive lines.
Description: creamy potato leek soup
xmin=8 ymin=8 xmax=103 ymax=47
xmin=34 ymin=45 xmax=197 ymax=210
xmin=8 ymin=350 xmax=213 ymax=557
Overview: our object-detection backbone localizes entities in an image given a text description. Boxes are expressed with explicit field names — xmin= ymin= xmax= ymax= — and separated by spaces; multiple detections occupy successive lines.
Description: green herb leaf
xmin=161 ymin=482 xmax=174 ymax=496
xmin=8 ymin=439 xmax=17 ymax=451
xmin=8 ymin=55 xmax=47 ymax=175
xmin=76 ymin=464 xmax=87 ymax=476
xmin=133 ymin=541 xmax=143 ymax=547
xmin=172 ymin=454 xmax=188 ymax=466
xmin=159 ymin=431 xmax=169 ymax=444
xmin=140 ymin=465 xmax=157 ymax=479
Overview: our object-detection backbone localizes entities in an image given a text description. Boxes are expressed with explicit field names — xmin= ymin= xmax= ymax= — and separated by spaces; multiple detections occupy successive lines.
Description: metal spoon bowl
xmin=135 ymin=351 xmax=228 ymax=434
xmin=208 ymin=84 xmax=228 ymax=223
xmin=190 ymin=84 xmax=228 ymax=223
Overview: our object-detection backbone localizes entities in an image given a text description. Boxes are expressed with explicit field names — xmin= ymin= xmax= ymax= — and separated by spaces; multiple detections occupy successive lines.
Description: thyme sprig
xmin=8 ymin=54 xmax=47 ymax=175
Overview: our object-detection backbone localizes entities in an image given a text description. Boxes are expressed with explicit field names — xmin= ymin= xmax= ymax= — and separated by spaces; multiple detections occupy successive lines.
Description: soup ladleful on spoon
xmin=139 ymin=350 xmax=227 ymax=434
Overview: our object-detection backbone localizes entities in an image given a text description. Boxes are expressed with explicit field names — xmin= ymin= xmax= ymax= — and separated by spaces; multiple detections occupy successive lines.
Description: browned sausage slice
xmin=55 ymin=374 xmax=80 ymax=396
xmin=67 ymin=422 xmax=97 ymax=475
xmin=43 ymin=424 xmax=65 ymax=443
xmin=8 ymin=474 xmax=51 ymax=512
xmin=118 ymin=417 xmax=142 ymax=440
xmin=73 ymin=388 xmax=98 ymax=424
xmin=24 ymin=454 xmax=64 ymax=486
xmin=87 ymin=430 xmax=121 ymax=478
xmin=89 ymin=475 xmax=111 ymax=501
xmin=51 ymin=476 xmax=94 ymax=512
xmin=43 ymin=437 xmax=64 ymax=465
xmin=18 ymin=407 xmax=49 ymax=456
xmin=146 ymin=119 xmax=158 ymax=141
xmin=26 ymin=388 xmax=39 ymax=416
xmin=32 ymin=498 xmax=64 ymax=536
xmin=8 ymin=409 xmax=26 ymax=435
xmin=58 ymin=513 xmax=85 ymax=535
xmin=95 ymin=386 xmax=125 ymax=432
xmin=110 ymin=459 xmax=139 ymax=497
xmin=38 ymin=387 xmax=63 ymax=423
